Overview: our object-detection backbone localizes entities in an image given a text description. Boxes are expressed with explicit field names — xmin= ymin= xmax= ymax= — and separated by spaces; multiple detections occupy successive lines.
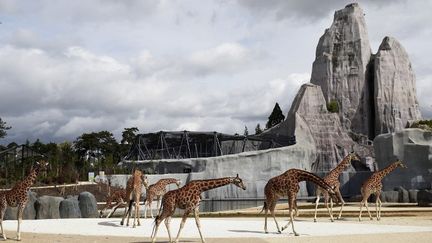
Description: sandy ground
xmin=2 ymin=215 xmax=432 ymax=243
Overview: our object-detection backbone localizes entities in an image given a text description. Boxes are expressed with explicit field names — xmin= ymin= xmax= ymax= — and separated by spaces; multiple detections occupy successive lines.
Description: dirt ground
xmin=5 ymin=230 xmax=432 ymax=243
xmin=4 ymin=215 xmax=432 ymax=243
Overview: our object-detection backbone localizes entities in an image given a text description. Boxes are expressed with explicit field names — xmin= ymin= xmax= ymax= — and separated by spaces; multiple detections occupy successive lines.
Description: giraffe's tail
xmin=126 ymin=199 xmax=134 ymax=217
xmin=151 ymin=200 xmax=164 ymax=238
xmin=295 ymin=169 xmax=339 ymax=203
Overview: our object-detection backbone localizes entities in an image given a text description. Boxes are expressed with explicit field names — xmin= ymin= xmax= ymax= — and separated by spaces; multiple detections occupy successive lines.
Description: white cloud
xmin=0 ymin=0 xmax=431 ymax=145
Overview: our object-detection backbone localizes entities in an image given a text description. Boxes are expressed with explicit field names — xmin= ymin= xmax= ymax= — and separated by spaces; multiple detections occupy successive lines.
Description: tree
xmin=255 ymin=124 xmax=263 ymax=135
xmin=243 ymin=126 xmax=249 ymax=136
xmin=0 ymin=118 xmax=11 ymax=139
xmin=266 ymin=103 xmax=285 ymax=129
xmin=73 ymin=131 xmax=119 ymax=176
xmin=121 ymin=127 xmax=139 ymax=145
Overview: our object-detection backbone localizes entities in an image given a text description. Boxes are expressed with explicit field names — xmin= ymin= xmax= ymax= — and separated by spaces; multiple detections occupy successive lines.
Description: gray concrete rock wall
xmin=35 ymin=196 xmax=63 ymax=219
xmin=374 ymin=37 xmax=422 ymax=134
xmin=60 ymin=197 xmax=81 ymax=218
xmin=374 ymin=129 xmax=432 ymax=190
xmin=266 ymin=83 xmax=373 ymax=173
xmin=310 ymin=3 xmax=373 ymax=137
xmin=78 ymin=192 xmax=99 ymax=218
xmin=105 ymin=130 xmax=317 ymax=199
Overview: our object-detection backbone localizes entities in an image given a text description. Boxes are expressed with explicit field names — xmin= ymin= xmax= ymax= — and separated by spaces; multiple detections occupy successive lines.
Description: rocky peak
xmin=311 ymin=3 xmax=373 ymax=138
xmin=374 ymin=36 xmax=422 ymax=134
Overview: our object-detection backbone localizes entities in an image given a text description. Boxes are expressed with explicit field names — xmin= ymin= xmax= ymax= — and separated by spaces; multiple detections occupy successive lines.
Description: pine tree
xmin=0 ymin=118 xmax=11 ymax=139
xmin=265 ymin=103 xmax=285 ymax=129
xmin=243 ymin=126 xmax=249 ymax=136
xmin=255 ymin=124 xmax=263 ymax=135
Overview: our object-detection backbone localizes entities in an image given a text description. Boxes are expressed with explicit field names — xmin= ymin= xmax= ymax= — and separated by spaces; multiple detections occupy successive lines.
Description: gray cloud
xmin=236 ymin=0 xmax=405 ymax=22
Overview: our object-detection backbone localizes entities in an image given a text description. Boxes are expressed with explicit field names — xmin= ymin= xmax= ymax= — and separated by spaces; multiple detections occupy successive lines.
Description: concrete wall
xmin=99 ymin=129 xmax=317 ymax=199
xmin=374 ymin=128 xmax=432 ymax=190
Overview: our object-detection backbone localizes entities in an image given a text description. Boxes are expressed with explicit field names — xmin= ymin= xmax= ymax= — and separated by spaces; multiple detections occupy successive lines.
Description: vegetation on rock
xmin=327 ymin=100 xmax=339 ymax=113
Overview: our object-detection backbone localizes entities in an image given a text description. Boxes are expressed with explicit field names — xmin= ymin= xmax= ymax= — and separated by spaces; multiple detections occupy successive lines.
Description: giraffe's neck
xmin=196 ymin=177 xmax=232 ymax=192
xmin=376 ymin=162 xmax=399 ymax=180
xmin=159 ymin=178 xmax=177 ymax=187
xmin=21 ymin=167 xmax=39 ymax=190
xmin=327 ymin=156 xmax=351 ymax=179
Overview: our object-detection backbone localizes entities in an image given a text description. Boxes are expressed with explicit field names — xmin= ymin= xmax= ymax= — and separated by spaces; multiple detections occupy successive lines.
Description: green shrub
xmin=327 ymin=100 xmax=339 ymax=113
xmin=410 ymin=120 xmax=432 ymax=131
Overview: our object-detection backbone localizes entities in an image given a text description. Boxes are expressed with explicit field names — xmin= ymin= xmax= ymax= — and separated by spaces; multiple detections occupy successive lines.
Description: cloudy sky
xmin=0 ymin=0 xmax=431 ymax=144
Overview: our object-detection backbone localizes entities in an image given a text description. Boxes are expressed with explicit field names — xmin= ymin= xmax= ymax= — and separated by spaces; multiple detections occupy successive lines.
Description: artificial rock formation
xmin=311 ymin=3 xmax=421 ymax=139
xmin=374 ymin=128 xmax=432 ymax=190
xmin=374 ymin=37 xmax=422 ymax=134
xmin=311 ymin=3 xmax=373 ymax=137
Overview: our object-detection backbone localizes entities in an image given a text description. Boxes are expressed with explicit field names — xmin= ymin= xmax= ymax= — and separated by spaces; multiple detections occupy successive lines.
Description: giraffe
xmin=120 ymin=169 xmax=148 ymax=227
xmin=313 ymin=152 xmax=361 ymax=222
xmin=144 ymin=178 xmax=181 ymax=218
xmin=0 ymin=160 xmax=49 ymax=241
xmin=359 ymin=160 xmax=406 ymax=221
xmin=99 ymin=188 xmax=127 ymax=218
xmin=262 ymin=168 xmax=338 ymax=236
xmin=151 ymin=174 xmax=246 ymax=243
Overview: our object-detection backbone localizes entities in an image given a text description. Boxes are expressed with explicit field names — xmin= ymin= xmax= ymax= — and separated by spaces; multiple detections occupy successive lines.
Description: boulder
xmin=78 ymin=192 xmax=98 ymax=218
xmin=374 ymin=37 xmax=422 ymax=135
xmin=60 ymin=197 xmax=81 ymax=218
xmin=374 ymin=129 xmax=432 ymax=190
xmin=4 ymin=191 xmax=37 ymax=220
xmin=409 ymin=189 xmax=419 ymax=203
xmin=310 ymin=3 xmax=373 ymax=137
xmin=380 ymin=191 xmax=399 ymax=202
xmin=395 ymin=186 xmax=409 ymax=203
xmin=35 ymin=196 xmax=63 ymax=219
xmin=417 ymin=190 xmax=432 ymax=207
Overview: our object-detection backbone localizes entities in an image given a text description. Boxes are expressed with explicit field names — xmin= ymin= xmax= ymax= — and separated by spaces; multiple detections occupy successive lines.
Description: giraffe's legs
xmin=281 ymin=194 xmax=297 ymax=234
xmin=336 ymin=190 xmax=345 ymax=220
xmin=0 ymin=205 xmax=7 ymax=240
xmin=294 ymin=201 xmax=299 ymax=217
xmin=271 ymin=208 xmax=281 ymax=234
xmin=144 ymin=201 xmax=149 ymax=219
xmin=106 ymin=202 xmax=122 ymax=218
xmin=151 ymin=216 xmax=162 ymax=243
xmin=151 ymin=203 xmax=174 ymax=243
xmin=359 ymin=191 xmax=371 ymax=221
xmin=120 ymin=197 xmax=132 ymax=226
xmin=375 ymin=192 xmax=382 ymax=220
xmin=133 ymin=196 xmax=141 ymax=227
xmin=313 ymin=192 xmax=321 ymax=222
xmin=174 ymin=210 xmax=191 ymax=243
xmin=329 ymin=196 xmax=334 ymax=221
xmin=282 ymin=194 xmax=299 ymax=236
xmin=125 ymin=201 xmax=133 ymax=226
xmin=164 ymin=216 xmax=172 ymax=242
xmin=324 ymin=193 xmax=334 ymax=222
xmin=16 ymin=205 xmax=24 ymax=241
xmin=263 ymin=204 xmax=269 ymax=234
xmin=266 ymin=199 xmax=280 ymax=233
xmin=194 ymin=207 xmax=206 ymax=243
xmin=364 ymin=199 xmax=373 ymax=220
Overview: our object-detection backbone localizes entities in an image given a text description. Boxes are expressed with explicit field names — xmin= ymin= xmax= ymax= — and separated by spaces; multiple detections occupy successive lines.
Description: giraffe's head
xmin=348 ymin=151 xmax=361 ymax=163
xmin=175 ymin=179 xmax=182 ymax=188
xmin=231 ymin=174 xmax=246 ymax=190
xmin=36 ymin=160 xmax=49 ymax=172
xmin=141 ymin=175 xmax=149 ymax=189
xmin=395 ymin=160 xmax=407 ymax=168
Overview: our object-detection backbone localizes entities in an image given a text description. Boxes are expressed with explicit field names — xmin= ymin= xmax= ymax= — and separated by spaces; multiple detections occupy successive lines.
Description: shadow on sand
xmin=97 ymin=220 xmax=124 ymax=228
